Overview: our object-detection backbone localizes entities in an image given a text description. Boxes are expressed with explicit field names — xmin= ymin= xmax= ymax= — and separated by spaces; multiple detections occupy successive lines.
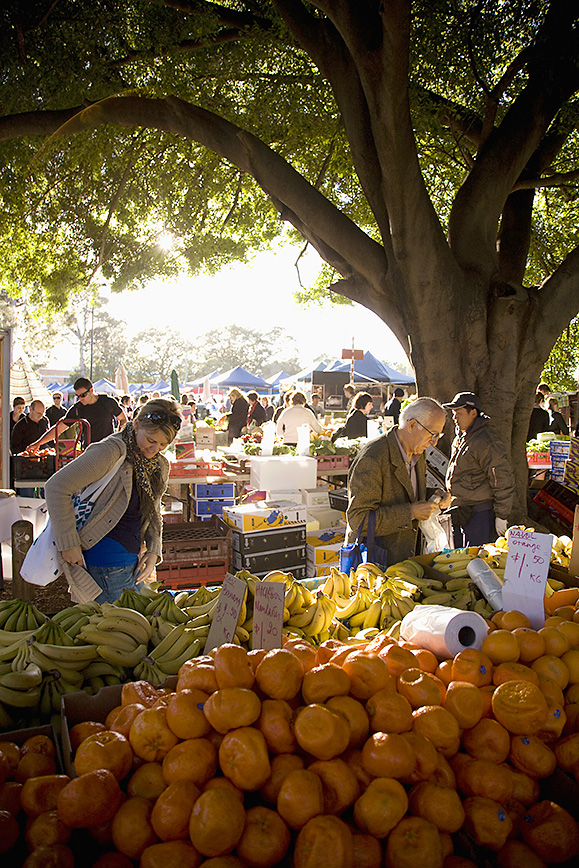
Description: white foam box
xmin=265 ymin=489 xmax=303 ymax=505
xmin=307 ymin=506 xmax=344 ymax=530
xmin=306 ymin=541 xmax=342 ymax=565
xmin=250 ymin=456 xmax=317 ymax=492
xmin=222 ymin=500 xmax=308 ymax=532
xmin=306 ymin=526 xmax=345 ymax=546
xmin=301 ymin=487 xmax=330 ymax=508
xmin=15 ymin=496 xmax=48 ymax=537
xmin=426 ymin=444 xmax=449 ymax=476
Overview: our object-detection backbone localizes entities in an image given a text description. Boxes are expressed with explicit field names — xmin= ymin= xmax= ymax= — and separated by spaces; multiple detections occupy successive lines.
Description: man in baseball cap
xmin=443 ymin=392 xmax=514 ymax=546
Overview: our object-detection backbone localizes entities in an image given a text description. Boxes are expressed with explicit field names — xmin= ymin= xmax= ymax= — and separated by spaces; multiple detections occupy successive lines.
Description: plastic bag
xmin=419 ymin=508 xmax=448 ymax=553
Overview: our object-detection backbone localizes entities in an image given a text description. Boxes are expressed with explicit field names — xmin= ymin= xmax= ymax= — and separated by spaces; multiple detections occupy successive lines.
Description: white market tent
xmin=10 ymin=357 xmax=53 ymax=405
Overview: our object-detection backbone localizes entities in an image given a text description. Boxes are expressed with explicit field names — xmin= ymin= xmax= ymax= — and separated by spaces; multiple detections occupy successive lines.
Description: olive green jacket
xmin=345 ymin=428 xmax=426 ymax=566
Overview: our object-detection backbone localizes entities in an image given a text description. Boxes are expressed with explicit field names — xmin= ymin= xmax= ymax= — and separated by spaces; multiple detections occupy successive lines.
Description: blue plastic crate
xmin=192 ymin=482 xmax=235 ymax=499
xmin=193 ymin=498 xmax=236 ymax=516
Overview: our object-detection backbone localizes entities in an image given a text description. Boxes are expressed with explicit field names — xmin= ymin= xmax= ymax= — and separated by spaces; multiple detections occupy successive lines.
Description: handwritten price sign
xmin=205 ymin=573 xmax=247 ymax=652
xmin=252 ymin=581 xmax=285 ymax=651
xmin=502 ymin=528 xmax=551 ymax=629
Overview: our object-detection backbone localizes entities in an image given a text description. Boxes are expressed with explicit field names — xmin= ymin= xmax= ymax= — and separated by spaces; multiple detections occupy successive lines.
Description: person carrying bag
xmin=340 ymin=510 xmax=388 ymax=573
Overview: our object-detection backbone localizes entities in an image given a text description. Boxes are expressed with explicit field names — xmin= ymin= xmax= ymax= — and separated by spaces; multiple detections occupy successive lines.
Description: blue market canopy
xmin=267 ymin=370 xmax=292 ymax=387
xmin=188 ymin=370 xmax=221 ymax=387
xmin=148 ymin=380 xmax=171 ymax=393
xmin=213 ymin=366 xmax=268 ymax=389
xmin=92 ymin=377 xmax=118 ymax=394
xmin=325 ymin=351 xmax=415 ymax=385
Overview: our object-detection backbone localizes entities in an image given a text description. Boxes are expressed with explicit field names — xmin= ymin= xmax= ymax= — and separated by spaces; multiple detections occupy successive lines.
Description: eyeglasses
xmin=139 ymin=411 xmax=182 ymax=431
xmin=76 ymin=390 xmax=90 ymax=399
xmin=415 ymin=419 xmax=444 ymax=443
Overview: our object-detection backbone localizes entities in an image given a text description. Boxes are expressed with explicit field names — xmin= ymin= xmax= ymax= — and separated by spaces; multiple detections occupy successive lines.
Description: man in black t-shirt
xmin=46 ymin=392 xmax=67 ymax=426
xmin=11 ymin=401 xmax=49 ymax=454
xmin=27 ymin=378 xmax=127 ymax=451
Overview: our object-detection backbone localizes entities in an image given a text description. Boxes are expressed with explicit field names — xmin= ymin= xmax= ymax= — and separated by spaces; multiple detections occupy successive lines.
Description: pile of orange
xmin=1 ymin=610 xmax=579 ymax=867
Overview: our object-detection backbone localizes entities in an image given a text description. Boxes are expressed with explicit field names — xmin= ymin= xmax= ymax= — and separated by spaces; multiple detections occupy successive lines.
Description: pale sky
xmin=47 ymin=243 xmax=411 ymax=377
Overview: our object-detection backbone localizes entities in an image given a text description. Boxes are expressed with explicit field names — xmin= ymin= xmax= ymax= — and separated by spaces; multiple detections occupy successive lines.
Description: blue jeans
xmin=85 ymin=563 xmax=138 ymax=604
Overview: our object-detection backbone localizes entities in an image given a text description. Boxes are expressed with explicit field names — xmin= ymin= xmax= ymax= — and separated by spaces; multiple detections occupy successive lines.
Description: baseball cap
xmin=443 ymin=392 xmax=482 ymax=411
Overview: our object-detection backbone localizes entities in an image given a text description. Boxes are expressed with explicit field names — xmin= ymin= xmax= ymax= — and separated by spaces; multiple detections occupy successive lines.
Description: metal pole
xmin=90 ymin=304 xmax=94 ymax=381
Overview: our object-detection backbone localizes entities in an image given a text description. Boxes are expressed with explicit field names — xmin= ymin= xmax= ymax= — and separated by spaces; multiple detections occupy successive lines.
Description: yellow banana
xmin=96 ymin=642 xmax=148 ymax=668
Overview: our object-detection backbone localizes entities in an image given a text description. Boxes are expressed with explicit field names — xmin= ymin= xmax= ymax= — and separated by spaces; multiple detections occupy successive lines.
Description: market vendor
xmin=333 ymin=391 xmax=374 ymax=440
xmin=444 ymin=392 xmax=514 ymax=546
xmin=10 ymin=400 xmax=49 ymax=455
xmin=276 ymin=390 xmax=322 ymax=446
xmin=226 ymin=388 xmax=249 ymax=444
xmin=346 ymin=397 xmax=451 ymax=565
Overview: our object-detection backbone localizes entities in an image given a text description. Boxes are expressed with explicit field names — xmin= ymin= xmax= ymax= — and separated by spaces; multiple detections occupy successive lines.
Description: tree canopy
xmin=1 ymin=0 xmax=579 ymax=512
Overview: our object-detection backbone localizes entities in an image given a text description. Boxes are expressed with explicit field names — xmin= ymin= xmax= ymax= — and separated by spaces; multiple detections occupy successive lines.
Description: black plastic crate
xmin=162 ymin=516 xmax=231 ymax=562
xmin=13 ymin=453 xmax=55 ymax=481
xmin=230 ymin=524 xmax=306 ymax=555
xmin=328 ymin=489 xmax=348 ymax=511
xmin=232 ymin=545 xmax=307 ymax=573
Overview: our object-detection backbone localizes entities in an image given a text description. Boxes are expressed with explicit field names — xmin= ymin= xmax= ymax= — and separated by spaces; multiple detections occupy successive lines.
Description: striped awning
xmin=10 ymin=357 xmax=54 ymax=405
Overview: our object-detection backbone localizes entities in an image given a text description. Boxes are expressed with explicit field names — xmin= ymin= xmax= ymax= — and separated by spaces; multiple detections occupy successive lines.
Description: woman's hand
xmin=61 ymin=546 xmax=84 ymax=566
xmin=135 ymin=551 xmax=158 ymax=584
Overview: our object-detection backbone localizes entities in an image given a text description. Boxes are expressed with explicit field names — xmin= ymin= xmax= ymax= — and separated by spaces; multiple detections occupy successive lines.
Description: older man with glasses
xmin=346 ymin=396 xmax=451 ymax=567
xmin=444 ymin=392 xmax=514 ymax=547
xmin=28 ymin=377 xmax=127 ymax=453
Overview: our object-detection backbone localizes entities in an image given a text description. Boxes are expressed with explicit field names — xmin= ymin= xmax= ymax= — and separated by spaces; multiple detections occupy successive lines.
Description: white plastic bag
xmin=419 ymin=507 xmax=448 ymax=553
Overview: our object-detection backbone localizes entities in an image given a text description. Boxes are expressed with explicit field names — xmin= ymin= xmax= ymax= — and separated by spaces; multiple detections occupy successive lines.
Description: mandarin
xmin=496 ymin=839 xmax=547 ymax=868
xmin=276 ymin=768 xmax=324 ymax=830
xmin=557 ymin=620 xmax=579 ymax=647
xmin=22 ymin=843 xmax=75 ymax=867
xmin=509 ymin=735 xmax=556 ymax=778
xmin=89 ymin=853 xmax=134 ymax=868
xmin=165 ymin=689 xmax=211 ymax=740
xmin=505 ymin=766 xmax=540 ymax=806
xmin=254 ymin=648 xmax=303 ymax=700
xmin=353 ymin=776 xmax=408 ymax=838
xmin=400 ymin=731 xmax=439 ymax=783
xmin=256 ymin=699 xmax=297 ymax=754
xmin=293 ymin=814 xmax=353 ymax=868
xmin=294 ymin=703 xmax=350 ymax=760
xmin=74 ymin=730 xmax=133 ymax=781
xmin=482 ymin=630 xmax=520 ymax=665
xmin=537 ymin=627 xmax=570 ymax=657
xmin=456 ymin=758 xmax=513 ymax=804
xmin=531 ymin=654 xmax=569 ymax=689
xmin=462 ymin=796 xmax=513 ymax=851
xmin=411 ymin=647 xmax=439 ymax=674
xmin=435 ymin=660 xmax=454 ymax=686
xmin=126 ymin=762 xmax=166 ymax=801
xmin=140 ymin=839 xmax=202 ymax=868
xmin=150 ymin=779 xmax=201 ymax=841
xmin=0 ymin=741 xmax=20 ymax=775
xmin=408 ymin=780 xmax=465 ymax=833
xmin=20 ymin=774 xmax=70 ymax=817
xmin=162 ymin=737 xmax=217 ymax=787
xmin=451 ymin=649 xmax=493 ymax=687
xmin=235 ymin=804 xmax=291 ymax=868
xmin=492 ymin=661 xmax=539 ymax=687
xmin=0 ymin=808 xmax=19 ymax=853
xmin=351 ymin=831 xmax=383 ymax=868
xmin=68 ymin=721 xmax=106 ymax=752
xmin=301 ymin=663 xmax=350 ymax=704
xmin=219 ymin=726 xmax=271 ymax=791
xmin=213 ymin=643 xmax=255 ymax=689
xmin=22 ymin=734 xmax=55 ymax=759
xmin=379 ymin=643 xmax=418 ymax=678
xmin=285 ymin=640 xmax=317 ymax=673
xmin=397 ymin=668 xmax=446 ymax=708
xmin=462 ymin=718 xmax=511 ymax=762
xmin=429 ymin=751 xmax=457 ymax=789
xmin=411 ymin=705 xmax=460 ymax=755
xmin=553 ymin=732 xmax=579 ymax=771
xmin=521 ymin=800 xmax=579 ymax=864
xmin=57 ymin=769 xmax=121 ymax=828
xmin=0 ymin=780 xmax=23 ymax=815
xmin=259 ymin=753 xmax=305 ymax=804
xmin=512 ymin=628 xmax=546 ymax=664
xmin=384 ymin=815 xmax=443 ymax=868
xmin=203 ymin=687 xmax=261 ymax=734
xmin=362 ymin=732 xmax=416 ymax=779
xmin=315 ymin=638 xmax=347 ymax=665
xmin=561 ymin=648 xmax=579 ymax=683
xmin=121 ymin=680 xmax=160 ymax=708
xmin=326 ymin=694 xmax=370 ymax=748
xmin=491 ymin=680 xmax=548 ymax=734
xmin=366 ymin=688 xmax=413 ymax=733
xmin=308 ymin=757 xmax=360 ymax=814
xmin=342 ymin=650 xmax=394 ymax=699
xmin=15 ymin=753 xmax=56 ymax=783
xmin=129 ymin=706 xmax=179 ymax=762
xmin=443 ymin=681 xmax=484 ymax=729
xmin=177 ymin=660 xmax=219 ymax=694
xmin=25 ymin=809 xmax=71 ymax=850
xmin=188 ymin=787 xmax=245 ymax=857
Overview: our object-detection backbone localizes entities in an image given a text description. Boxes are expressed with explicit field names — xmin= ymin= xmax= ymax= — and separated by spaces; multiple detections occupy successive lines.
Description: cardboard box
xmin=192 ymin=498 xmax=235 ymax=516
xmin=250 ymin=456 xmax=317 ymax=491
xmin=195 ymin=426 xmax=217 ymax=450
xmin=301 ymin=487 xmax=330 ymax=507
xmin=307 ymin=562 xmax=334 ymax=578
xmin=306 ymin=541 xmax=342 ymax=565
xmin=175 ymin=440 xmax=196 ymax=461
xmin=193 ymin=483 xmax=235 ymax=499
xmin=426 ymin=444 xmax=449 ymax=476
xmin=222 ymin=501 xmax=308 ymax=532
xmin=306 ymin=527 xmax=346 ymax=546
xmin=1 ymin=724 xmax=63 ymax=772
xmin=230 ymin=524 xmax=307 ymax=554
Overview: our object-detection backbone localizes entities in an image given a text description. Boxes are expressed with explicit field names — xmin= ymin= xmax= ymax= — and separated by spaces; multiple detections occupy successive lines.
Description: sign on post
xmin=252 ymin=581 xmax=285 ymax=651
xmin=204 ymin=573 xmax=247 ymax=653
xmin=568 ymin=505 xmax=579 ymax=579
xmin=501 ymin=528 xmax=552 ymax=629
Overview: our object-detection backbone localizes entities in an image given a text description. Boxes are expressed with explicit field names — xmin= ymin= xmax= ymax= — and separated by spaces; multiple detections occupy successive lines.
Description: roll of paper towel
xmin=400 ymin=605 xmax=489 ymax=658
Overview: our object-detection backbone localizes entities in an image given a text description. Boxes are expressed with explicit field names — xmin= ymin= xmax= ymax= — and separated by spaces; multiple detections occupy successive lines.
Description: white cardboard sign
xmin=502 ymin=528 xmax=551 ymax=629
xmin=568 ymin=505 xmax=579 ymax=579
xmin=204 ymin=573 xmax=247 ymax=652
xmin=252 ymin=581 xmax=285 ymax=651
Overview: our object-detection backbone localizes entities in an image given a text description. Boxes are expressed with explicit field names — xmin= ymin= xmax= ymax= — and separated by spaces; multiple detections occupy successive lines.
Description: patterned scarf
xmin=121 ymin=422 xmax=163 ymax=534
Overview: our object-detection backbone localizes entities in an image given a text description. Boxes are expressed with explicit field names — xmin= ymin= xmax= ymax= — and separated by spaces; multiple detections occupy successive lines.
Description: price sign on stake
xmin=502 ymin=529 xmax=552 ymax=629
xmin=204 ymin=573 xmax=247 ymax=653
xmin=252 ymin=581 xmax=285 ymax=651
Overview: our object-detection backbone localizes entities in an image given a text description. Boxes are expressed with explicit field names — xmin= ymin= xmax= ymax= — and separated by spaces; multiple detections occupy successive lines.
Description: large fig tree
xmin=1 ymin=0 xmax=578 ymax=513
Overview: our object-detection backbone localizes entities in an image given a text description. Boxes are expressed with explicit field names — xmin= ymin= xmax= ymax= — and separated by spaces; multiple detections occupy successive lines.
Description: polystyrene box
xmin=301 ymin=487 xmax=330 ymax=507
xmin=250 ymin=456 xmax=317 ymax=492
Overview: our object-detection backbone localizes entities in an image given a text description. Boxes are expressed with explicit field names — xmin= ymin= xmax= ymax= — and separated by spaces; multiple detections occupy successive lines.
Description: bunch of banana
xmin=6 ymin=619 xmax=76 ymax=671
xmin=320 ymin=567 xmax=351 ymax=606
xmin=262 ymin=570 xmax=294 ymax=586
xmin=431 ymin=547 xmax=479 ymax=579
xmin=183 ymin=593 xmax=222 ymax=634
xmin=144 ymin=591 xmax=190 ymax=624
xmin=385 ymin=558 xmax=426 ymax=581
xmin=177 ymin=586 xmax=214 ymax=608
xmin=379 ymin=586 xmax=417 ymax=627
xmin=82 ymin=660 xmax=126 ymax=694
xmin=135 ymin=622 xmax=202 ymax=683
xmin=51 ymin=602 xmax=102 ymax=640
xmin=149 ymin=615 xmax=176 ymax=647
xmin=335 ymin=583 xmax=376 ymax=625
xmin=0 ymin=599 xmax=46 ymax=632
xmin=0 ymin=661 xmax=43 ymax=709
xmin=285 ymin=590 xmax=336 ymax=642
xmin=39 ymin=668 xmax=83 ymax=715
xmin=77 ymin=603 xmax=152 ymax=666
xmin=353 ymin=562 xmax=386 ymax=591
xmin=114 ymin=587 xmax=150 ymax=615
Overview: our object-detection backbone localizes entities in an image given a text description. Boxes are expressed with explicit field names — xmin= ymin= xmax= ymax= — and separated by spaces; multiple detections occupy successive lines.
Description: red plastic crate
xmin=533 ymin=479 xmax=579 ymax=527
xmin=169 ymin=459 xmax=224 ymax=478
xmin=316 ymin=455 xmax=349 ymax=470
xmin=156 ymin=558 xmax=228 ymax=589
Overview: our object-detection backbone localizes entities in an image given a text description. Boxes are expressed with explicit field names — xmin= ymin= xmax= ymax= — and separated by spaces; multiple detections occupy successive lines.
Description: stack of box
xmin=306 ymin=526 xmax=346 ymax=577
xmin=426 ymin=444 xmax=449 ymax=488
xmin=190 ymin=482 xmax=235 ymax=520
xmin=222 ymin=500 xmax=308 ymax=579
xmin=301 ymin=486 xmax=344 ymax=531
xmin=550 ymin=439 xmax=571 ymax=484
xmin=563 ymin=435 xmax=579 ymax=494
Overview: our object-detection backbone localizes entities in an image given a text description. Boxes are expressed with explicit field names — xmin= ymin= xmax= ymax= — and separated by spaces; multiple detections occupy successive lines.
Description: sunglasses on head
xmin=139 ymin=411 xmax=182 ymax=431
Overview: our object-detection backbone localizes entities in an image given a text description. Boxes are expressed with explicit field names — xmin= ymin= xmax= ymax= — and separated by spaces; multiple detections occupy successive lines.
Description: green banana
xmin=419 ymin=592 xmax=455 ymax=606
xmin=0 ymin=663 xmax=43 ymax=690
xmin=0 ymin=682 xmax=41 ymax=708
xmin=96 ymin=642 xmax=148 ymax=669
xmin=34 ymin=642 xmax=98 ymax=666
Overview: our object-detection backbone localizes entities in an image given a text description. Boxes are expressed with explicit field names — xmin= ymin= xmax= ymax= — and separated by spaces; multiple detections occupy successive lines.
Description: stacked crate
xmin=156 ymin=516 xmax=231 ymax=589
xmin=190 ymin=482 xmax=235 ymax=521
xmin=230 ymin=523 xmax=307 ymax=580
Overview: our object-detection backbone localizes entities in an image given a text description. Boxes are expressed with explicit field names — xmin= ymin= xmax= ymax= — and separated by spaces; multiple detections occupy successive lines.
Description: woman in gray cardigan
xmin=45 ymin=397 xmax=182 ymax=603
